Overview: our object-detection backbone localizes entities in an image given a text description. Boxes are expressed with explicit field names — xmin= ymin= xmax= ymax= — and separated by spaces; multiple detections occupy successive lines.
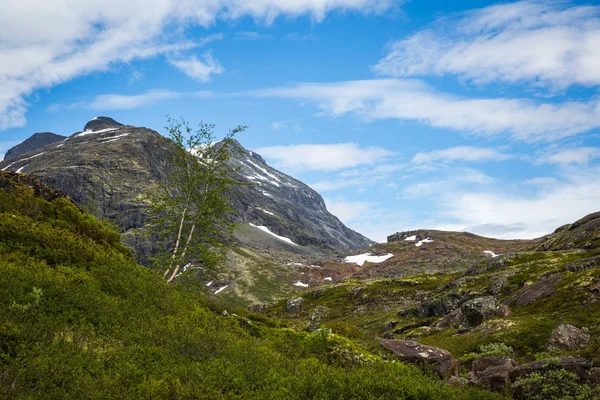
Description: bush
xmin=460 ymin=342 xmax=515 ymax=363
xmin=514 ymin=369 xmax=600 ymax=400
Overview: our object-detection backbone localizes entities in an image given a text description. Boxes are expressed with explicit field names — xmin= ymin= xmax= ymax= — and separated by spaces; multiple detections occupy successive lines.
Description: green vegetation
xmin=147 ymin=118 xmax=246 ymax=282
xmin=513 ymin=369 xmax=600 ymax=400
xmin=0 ymin=172 xmax=503 ymax=399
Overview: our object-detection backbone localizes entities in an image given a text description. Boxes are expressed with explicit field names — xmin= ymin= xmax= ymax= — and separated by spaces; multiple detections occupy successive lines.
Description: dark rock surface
xmin=546 ymin=324 xmax=591 ymax=351
xmin=377 ymin=339 xmax=458 ymax=377
xmin=471 ymin=356 xmax=519 ymax=391
xmin=506 ymin=274 xmax=563 ymax=307
xmin=4 ymin=132 xmax=66 ymax=160
xmin=461 ymin=296 xmax=497 ymax=327
xmin=286 ymin=297 xmax=304 ymax=312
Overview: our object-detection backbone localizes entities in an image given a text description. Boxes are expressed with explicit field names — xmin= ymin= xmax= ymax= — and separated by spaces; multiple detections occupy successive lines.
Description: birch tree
xmin=148 ymin=117 xmax=246 ymax=282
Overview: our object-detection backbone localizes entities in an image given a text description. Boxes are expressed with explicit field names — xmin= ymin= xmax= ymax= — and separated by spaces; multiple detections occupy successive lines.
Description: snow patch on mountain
xmin=249 ymin=223 xmax=299 ymax=246
xmin=344 ymin=253 xmax=393 ymax=266
xmin=416 ymin=238 xmax=434 ymax=247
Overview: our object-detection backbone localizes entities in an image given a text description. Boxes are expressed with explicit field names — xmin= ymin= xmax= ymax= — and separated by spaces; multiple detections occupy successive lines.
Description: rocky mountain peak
xmin=4 ymin=132 xmax=66 ymax=161
xmin=83 ymin=116 xmax=124 ymax=132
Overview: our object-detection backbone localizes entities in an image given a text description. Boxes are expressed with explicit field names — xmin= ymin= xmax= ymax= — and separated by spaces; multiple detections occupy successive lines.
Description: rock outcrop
xmin=377 ymin=339 xmax=458 ymax=377
xmin=286 ymin=298 xmax=304 ymax=312
xmin=546 ymin=324 xmax=591 ymax=351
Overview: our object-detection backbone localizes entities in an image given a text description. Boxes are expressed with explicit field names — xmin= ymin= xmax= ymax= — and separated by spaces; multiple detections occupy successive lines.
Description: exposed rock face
xmin=546 ymin=324 xmax=591 ymax=351
xmin=286 ymin=297 xmax=304 ymax=312
xmin=377 ymin=339 xmax=458 ymax=377
xmin=461 ymin=296 xmax=497 ymax=327
xmin=533 ymin=212 xmax=600 ymax=251
xmin=506 ymin=274 xmax=563 ymax=307
xmin=436 ymin=308 xmax=466 ymax=329
xmin=0 ymin=118 xmax=373 ymax=264
xmin=83 ymin=116 xmax=123 ymax=132
xmin=4 ymin=132 xmax=66 ymax=160
xmin=471 ymin=356 xmax=519 ymax=391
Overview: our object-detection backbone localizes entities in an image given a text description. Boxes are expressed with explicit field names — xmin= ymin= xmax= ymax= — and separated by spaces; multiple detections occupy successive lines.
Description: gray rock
xmin=546 ymin=324 xmax=591 ymax=351
xmin=471 ymin=356 xmax=519 ymax=391
xmin=286 ymin=297 xmax=304 ymax=312
xmin=461 ymin=296 xmax=497 ymax=327
xmin=496 ymin=304 xmax=513 ymax=318
xmin=506 ymin=274 xmax=563 ymax=307
xmin=436 ymin=308 xmax=466 ymax=329
xmin=222 ymin=310 xmax=230 ymax=317
xmin=377 ymin=339 xmax=458 ymax=378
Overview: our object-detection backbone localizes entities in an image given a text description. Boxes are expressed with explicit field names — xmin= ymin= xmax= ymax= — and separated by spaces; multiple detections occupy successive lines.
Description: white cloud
xmin=168 ymin=53 xmax=224 ymax=82
xmin=412 ymin=146 xmax=512 ymax=164
xmin=271 ymin=121 xmax=285 ymax=131
xmin=252 ymin=79 xmax=600 ymax=142
xmin=374 ymin=1 xmax=600 ymax=89
xmin=49 ymin=89 xmax=213 ymax=111
xmin=536 ymin=147 xmax=600 ymax=165
xmin=255 ymin=142 xmax=394 ymax=172
xmin=0 ymin=0 xmax=396 ymax=131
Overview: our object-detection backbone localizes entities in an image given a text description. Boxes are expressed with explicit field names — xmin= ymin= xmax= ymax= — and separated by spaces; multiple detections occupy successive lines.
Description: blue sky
xmin=2 ymin=0 xmax=600 ymax=241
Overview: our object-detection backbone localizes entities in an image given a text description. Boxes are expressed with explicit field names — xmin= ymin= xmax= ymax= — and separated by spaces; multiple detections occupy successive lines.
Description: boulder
xmin=471 ymin=356 xmax=519 ymax=391
xmin=546 ymin=324 xmax=591 ymax=351
xmin=436 ymin=308 xmax=466 ymax=329
xmin=496 ymin=304 xmax=513 ymax=318
xmin=461 ymin=296 xmax=497 ymax=327
xmin=377 ymin=339 xmax=458 ymax=378
xmin=506 ymin=274 xmax=563 ymax=307
xmin=286 ymin=297 xmax=304 ymax=312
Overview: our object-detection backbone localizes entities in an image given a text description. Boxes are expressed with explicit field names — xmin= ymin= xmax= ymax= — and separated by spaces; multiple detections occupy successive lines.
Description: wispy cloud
xmin=0 ymin=0 xmax=396 ymax=131
xmin=255 ymin=142 xmax=394 ymax=172
xmin=168 ymin=53 xmax=224 ymax=82
xmin=49 ymin=89 xmax=213 ymax=111
xmin=536 ymin=147 xmax=600 ymax=165
xmin=373 ymin=1 xmax=600 ymax=90
xmin=251 ymin=79 xmax=600 ymax=142
xmin=412 ymin=146 xmax=513 ymax=164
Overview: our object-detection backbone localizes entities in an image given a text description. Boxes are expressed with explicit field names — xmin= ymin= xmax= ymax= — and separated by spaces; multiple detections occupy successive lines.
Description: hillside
xmin=268 ymin=214 xmax=600 ymax=397
xmin=0 ymin=170 xmax=500 ymax=400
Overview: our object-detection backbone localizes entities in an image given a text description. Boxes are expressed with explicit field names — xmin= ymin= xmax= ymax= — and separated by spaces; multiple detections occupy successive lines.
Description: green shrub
xmin=460 ymin=342 xmax=515 ymax=363
xmin=514 ymin=369 xmax=600 ymax=400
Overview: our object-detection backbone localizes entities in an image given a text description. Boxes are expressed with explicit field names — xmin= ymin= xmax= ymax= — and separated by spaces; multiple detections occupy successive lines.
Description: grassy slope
xmin=270 ymin=247 xmax=600 ymax=364
xmin=0 ymin=171 xmax=501 ymax=400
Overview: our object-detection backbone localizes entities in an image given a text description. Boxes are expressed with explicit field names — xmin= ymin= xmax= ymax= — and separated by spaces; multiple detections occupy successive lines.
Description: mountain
xmin=0 ymin=117 xmax=374 ymax=305
xmin=0 ymin=117 xmax=372 ymax=260
xmin=4 ymin=132 xmax=66 ymax=160
xmin=0 ymin=170 xmax=496 ymax=400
